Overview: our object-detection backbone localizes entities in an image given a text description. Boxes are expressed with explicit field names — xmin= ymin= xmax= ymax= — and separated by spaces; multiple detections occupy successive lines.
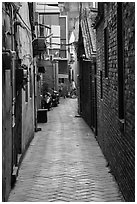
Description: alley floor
xmin=8 ymin=98 xmax=124 ymax=202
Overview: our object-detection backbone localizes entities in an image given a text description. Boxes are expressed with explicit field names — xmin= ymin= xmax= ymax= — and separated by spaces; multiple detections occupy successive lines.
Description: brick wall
xmin=123 ymin=2 xmax=135 ymax=200
xmin=95 ymin=2 xmax=135 ymax=201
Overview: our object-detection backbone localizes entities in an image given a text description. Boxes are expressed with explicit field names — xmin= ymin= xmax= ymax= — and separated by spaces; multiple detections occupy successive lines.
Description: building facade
xmin=77 ymin=2 xmax=135 ymax=201
xmin=94 ymin=2 xmax=135 ymax=201
xmin=34 ymin=2 xmax=60 ymax=97
xmin=34 ymin=3 xmax=69 ymax=95
xmin=58 ymin=14 xmax=69 ymax=92
xmin=77 ymin=3 xmax=98 ymax=131
xmin=60 ymin=2 xmax=97 ymax=93
xmin=2 ymin=2 xmax=36 ymax=201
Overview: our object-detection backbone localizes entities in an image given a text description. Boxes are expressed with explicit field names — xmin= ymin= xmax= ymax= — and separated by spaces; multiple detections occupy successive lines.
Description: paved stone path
xmin=8 ymin=98 xmax=124 ymax=202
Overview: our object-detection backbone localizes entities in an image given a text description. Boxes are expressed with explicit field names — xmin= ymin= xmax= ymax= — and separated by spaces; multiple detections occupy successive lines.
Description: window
xmin=104 ymin=27 xmax=109 ymax=78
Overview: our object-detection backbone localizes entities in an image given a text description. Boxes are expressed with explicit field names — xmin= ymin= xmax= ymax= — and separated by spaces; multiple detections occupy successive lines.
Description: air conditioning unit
xmin=32 ymin=38 xmax=47 ymax=57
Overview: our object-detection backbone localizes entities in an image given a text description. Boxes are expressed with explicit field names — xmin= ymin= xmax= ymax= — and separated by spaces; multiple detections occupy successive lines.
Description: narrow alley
xmin=3 ymin=2 xmax=135 ymax=201
xmin=8 ymin=98 xmax=123 ymax=202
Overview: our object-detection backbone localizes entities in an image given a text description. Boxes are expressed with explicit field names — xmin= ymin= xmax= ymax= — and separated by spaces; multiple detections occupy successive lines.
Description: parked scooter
xmin=54 ymin=90 xmax=59 ymax=104
xmin=41 ymin=92 xmax=52 ymax=110
xmin=52 ymin=90 xmax=59 ymax=107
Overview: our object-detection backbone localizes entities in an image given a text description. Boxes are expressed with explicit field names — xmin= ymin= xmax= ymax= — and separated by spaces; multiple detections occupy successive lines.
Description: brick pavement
xmin=8 ymin=98 xmax=124 ymax=202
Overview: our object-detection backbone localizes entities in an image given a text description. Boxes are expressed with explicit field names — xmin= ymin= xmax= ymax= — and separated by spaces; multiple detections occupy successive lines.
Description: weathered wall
xmin=17 ymin=2 xmax=35 ymax=153
xmin=2 ymin=3 xmax=13 ymax=201
xmin=122 ymin=2 xmax=135 ymax=200
xmin=2 ymin=70 xmax=12 ymax=201
xmin=95 ymin=2 xmax=135 ymax=201
xmin=22 ymin=97 xmax=34 ymax=152
xmin=2 ymin=2 xmax=35 ymax=201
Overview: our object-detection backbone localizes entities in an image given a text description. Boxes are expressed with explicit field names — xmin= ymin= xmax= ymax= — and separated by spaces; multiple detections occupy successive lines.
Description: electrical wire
xmin=36 ymin=23 xmax=51 ymax=29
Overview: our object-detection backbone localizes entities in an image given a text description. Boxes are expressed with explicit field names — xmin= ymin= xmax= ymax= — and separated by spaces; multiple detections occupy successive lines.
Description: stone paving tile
xmin=8 ymin=98 xmax=124 ymax=202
